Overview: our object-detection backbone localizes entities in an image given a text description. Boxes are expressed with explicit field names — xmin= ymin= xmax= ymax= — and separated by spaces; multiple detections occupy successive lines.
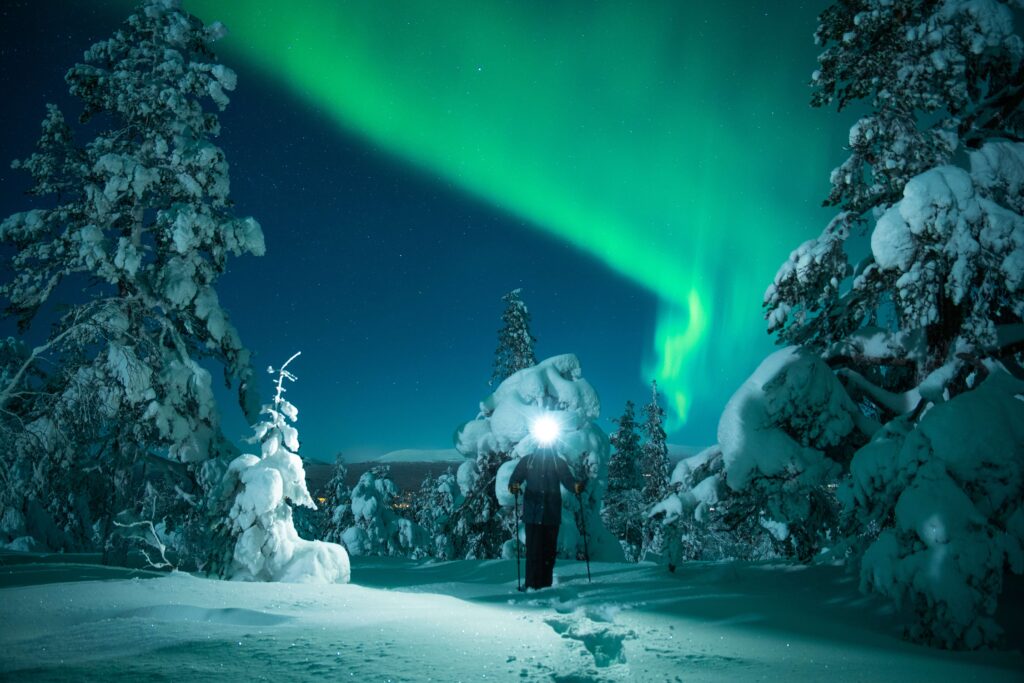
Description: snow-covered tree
xmin=651 ymin=445 xmax=782 ymax=569
xmin=213 ymin=353 xmax=350 ymax=583
xmin=753 ymin=0 xmax=1024 ymax=647
xmin=0 ymin=0 xmax=263 ymax=555
xmin=319 ymin=455 xmax=354 ymax=546
xmin=490 ymin=288 xmax=537 ymax=386
xmin=457 ymin=354 xmax=622 ymax=562
xmin=844 ymin=365 xmax=1024 ymax=649
xmin=602 ymin=400 xmax=645 ymax=561
xmin=654 ymin=348 xmax=872 ymax=566
xmin=446 ymin=449 xmax=513 ymax=559
xmin=640 ymin=383 xmax=671 ymax=505
xmin=343 ymin=465 xmax=426 ymax=558
xmin=638 ymin=382 xmax=672 ymax=558
xmin=412 ymin=468 xmax=463 ymax=559
xmin=765 ymin=0 xmax=1024 ymax=382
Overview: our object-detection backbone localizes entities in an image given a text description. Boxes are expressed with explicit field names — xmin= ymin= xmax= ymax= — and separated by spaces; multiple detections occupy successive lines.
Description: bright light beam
xmin=530 ymin=414 xmax=562 ymax=447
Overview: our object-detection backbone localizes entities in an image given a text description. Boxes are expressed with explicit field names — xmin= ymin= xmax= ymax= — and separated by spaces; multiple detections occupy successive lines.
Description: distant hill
xmin=377 ymin=448 xmax=462 ymax=463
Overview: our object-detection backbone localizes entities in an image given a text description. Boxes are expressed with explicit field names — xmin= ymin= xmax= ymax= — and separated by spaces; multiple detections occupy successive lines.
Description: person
xmin=508 ymin=448 xmax=585 ymax=590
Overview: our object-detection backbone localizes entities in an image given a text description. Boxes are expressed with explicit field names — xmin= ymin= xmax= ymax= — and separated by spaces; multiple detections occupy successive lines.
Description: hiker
xmin=508 ymin=447 xmax=585 ymax=590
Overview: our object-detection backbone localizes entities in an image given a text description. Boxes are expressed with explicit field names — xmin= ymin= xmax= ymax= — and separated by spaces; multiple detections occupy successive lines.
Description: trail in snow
xmin=0 ymin=553 xmax=1021 ymax=682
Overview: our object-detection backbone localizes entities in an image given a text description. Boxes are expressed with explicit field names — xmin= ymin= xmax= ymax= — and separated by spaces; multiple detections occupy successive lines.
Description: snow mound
xmin=844 ymin=366 xmax=1024 ymax=649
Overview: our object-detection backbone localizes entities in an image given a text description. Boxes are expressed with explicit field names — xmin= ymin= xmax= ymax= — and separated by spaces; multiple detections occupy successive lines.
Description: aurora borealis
xmin=174 ymin=0 xmax=846 ymax=432
xmin=2 ymin=1 xmax=850 ymax=456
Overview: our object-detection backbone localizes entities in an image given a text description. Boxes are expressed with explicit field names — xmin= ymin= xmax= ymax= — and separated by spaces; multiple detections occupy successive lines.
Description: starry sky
xmin=0 ymin=1 xmax=850 ymax=461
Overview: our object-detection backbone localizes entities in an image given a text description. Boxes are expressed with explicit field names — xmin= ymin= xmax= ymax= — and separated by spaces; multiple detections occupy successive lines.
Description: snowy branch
xmin=112 ymin=519 xmax=174 ymax=570
xmin=835 ymin=367 xmax=921 ymax=416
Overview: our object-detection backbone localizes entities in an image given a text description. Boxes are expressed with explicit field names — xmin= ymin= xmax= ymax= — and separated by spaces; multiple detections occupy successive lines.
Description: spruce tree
xmin=447 ymin=450 xmax=513 ymax=559
xmin=490 ymin=288 xmax=537 ymax=385
xmin=758 ymin=0 xmax=1024 ymax=648
xmin=602 ymin=400 xmax=645 ymax=561
xmin=319 ymin=455 xmax=354 ymax=545
xmin=412 ymin=467 xmax=462 ymax=559
xmin=211 ymin=353 xmax=349 ymax=582
xmin=639 ymin=381 xmax=672 ymax=559
xmin=0 ymin=0 xmax=263 ymax=555
xmin=640 ymin=383 xmax=671 ymax=505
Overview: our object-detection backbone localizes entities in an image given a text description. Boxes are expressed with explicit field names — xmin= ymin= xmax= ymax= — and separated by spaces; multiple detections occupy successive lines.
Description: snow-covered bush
xmin=319 ymin=456 xmax=354 ymax=546
xmin=457 ymin=354 xmax=621 ymax=562
xmin=0 ymin=0 xmax=264 ymax=556
xmin=842 ymin=366 xmax=1024 ymax=649
xmin=413 ymin=469 xmax=463 ymax=560
xmin=217 ymin=354 xmax=350 ymax=583
xmin=343 ymin=466 xmax=426 ymax=558
xmin=655 ymin=348 xmax=873 ymax=563
xmin=651 ymin=446 xmax=781 ymax=568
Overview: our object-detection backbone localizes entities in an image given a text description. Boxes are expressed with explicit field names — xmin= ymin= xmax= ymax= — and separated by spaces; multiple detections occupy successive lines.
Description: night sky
xmin=0 ymin=1 xmax=850 ymax=461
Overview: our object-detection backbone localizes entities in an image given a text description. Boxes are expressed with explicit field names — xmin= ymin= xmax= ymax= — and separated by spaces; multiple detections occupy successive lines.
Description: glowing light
xmin=530 ymin=414 xmax=562 ymax=447
xmin=166 ymin=1 xmax=839 ymax=437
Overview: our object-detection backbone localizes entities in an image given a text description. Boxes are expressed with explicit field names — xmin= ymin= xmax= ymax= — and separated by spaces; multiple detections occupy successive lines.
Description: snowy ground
xmin=1 ymin=553 xmax=1021 ymax=682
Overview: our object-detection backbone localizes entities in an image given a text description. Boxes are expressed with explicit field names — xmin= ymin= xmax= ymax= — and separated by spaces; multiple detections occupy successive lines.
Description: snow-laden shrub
xmin=718 ymin=347 xmax=870 ymax=560
xmin=457 ymin=354 xmax=621 ymax=562
xmin=319 ymin=456 xmax=354 ymax=546
xmin=654 ymin=347 xmax=873 ymax=563
xmin=413 ymin=469 xmax=463 ymax=560
xmin=342 ymin=466 xmax=427 ymax=558
xmin=651 ymin=446 xmax=777 ymax=567
xmin=841 ymin=366 xmax=1024 ymax=649
xmin=221 ymin=355 xmax=349 ymax=583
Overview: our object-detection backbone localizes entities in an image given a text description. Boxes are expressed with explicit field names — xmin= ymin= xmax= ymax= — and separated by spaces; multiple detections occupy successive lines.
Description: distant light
xmin=530 ymin=414 xmax=561 ymax=446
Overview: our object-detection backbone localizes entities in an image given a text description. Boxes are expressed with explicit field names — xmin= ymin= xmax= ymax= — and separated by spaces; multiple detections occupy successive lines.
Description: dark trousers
xmin=524 ymin=523 xmax=560 ymax=589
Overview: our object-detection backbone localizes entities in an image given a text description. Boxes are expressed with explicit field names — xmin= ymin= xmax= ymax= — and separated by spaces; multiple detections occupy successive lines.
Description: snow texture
xmin=224 ymin=358 xmax=349 ymax=584
xmin=1 ymin=554 xmax=1020 ymax=681
xmin=719 ymin=347 xmax=856 ymax=492
xmin=844 ymin=366 xmax=1024 ymax=649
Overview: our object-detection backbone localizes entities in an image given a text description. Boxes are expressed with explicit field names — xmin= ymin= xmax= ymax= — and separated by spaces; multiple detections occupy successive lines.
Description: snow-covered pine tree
xmin=446 ymin=449 xmax=513 ymax=559
xmin=755 ymin=0 xmax=1024 ymax=648
xmin=640 ymin=383 xmax=671 ymax=505
xmin=0 ymin=0 xmax=263 ymax=556
xmin=412 ymin=467 xmax=463 ymax=559
xmin=639 ymin=381 xmax=672 ymax=559
xmin=602 ymin=400 xmax=645 ymax=561
xmin=343 ymin=465 xmax=426 ymax=558
xmin=490 ymin=288 xmax=537 ymax=386
xmin=319 ymin=455 xmax=354 ymax=546
xmin=213 ymin=353 xmax=350 ymax=583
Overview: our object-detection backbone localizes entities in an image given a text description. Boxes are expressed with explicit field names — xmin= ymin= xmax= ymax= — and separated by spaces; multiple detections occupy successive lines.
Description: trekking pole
xmin=576 ymin=489 xmax=592 ymax=583
xmin=513 ymin=488 xmax=522 ymax=591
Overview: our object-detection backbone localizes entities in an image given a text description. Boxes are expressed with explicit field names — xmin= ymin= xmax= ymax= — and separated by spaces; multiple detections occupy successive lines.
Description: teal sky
xmin=175 ymin=0 xmax=845 ymax=430
xmin=3 ymin=1 xmax=851 ymax=457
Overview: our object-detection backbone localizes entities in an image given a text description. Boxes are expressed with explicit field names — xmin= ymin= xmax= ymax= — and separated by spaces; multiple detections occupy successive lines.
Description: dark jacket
xmin=509 ymin=449 xmax=577 ymax=526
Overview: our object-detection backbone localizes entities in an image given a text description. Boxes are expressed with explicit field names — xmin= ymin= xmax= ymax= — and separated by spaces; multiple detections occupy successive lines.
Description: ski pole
xmin=576 ymin=490 xmax=591 ymax=583
xmin=514 ymin=488 xmax=522 ymax=591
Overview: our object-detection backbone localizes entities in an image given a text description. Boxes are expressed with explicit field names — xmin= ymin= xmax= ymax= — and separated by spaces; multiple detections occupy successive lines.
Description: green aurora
xmin=172 ymin=0 xmax=844 ymax=434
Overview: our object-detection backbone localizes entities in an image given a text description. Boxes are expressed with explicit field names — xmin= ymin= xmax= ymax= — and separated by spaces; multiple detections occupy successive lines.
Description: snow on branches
xmin=753 ymin=0 xmax=1024 ymax=648
xmin=220 ymin=354 xmax=350 ymax=583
